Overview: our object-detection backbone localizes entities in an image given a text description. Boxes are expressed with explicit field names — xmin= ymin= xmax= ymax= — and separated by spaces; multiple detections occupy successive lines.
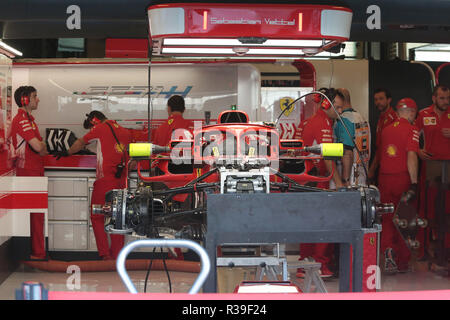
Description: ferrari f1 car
xmin=93 ymin=109 xmax=389 ymax=241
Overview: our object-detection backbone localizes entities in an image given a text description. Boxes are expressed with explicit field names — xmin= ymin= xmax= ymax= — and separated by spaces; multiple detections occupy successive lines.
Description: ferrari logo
xmin=386 ymin=144 xmax=397 ymax=157
xmin=280 ymin=97 xmax=294 ymax=117
xmin=168 ymin=119 xmax=174 ymax=125
xmin=369 ymin=237 xmax=375 ymax=246
xmin=393 ymin=121 xmax=399 ymax=127
xmin=448 ymin=113 xmax=450 ymax=119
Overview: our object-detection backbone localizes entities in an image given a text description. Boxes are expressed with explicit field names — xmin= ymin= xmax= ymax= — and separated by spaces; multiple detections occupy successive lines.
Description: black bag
xmin=105 ymin=122 xmax=126 ymax=179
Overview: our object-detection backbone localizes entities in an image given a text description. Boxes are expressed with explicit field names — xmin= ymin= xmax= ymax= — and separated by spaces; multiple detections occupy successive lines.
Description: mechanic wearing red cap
xmin=298 ymin=88 xmax=344 ymax=278
xmin=415 ymin=85 xmax=450 ymax=259
xmin=368 ymin=88 xmax=398 ymax=182
xmin=10 ymin=86 xmax=48 ymax=260
xmin=152 ymin=95 xmax=194 ymax=147
xmin=378 ymin=98 xmax=420 ymax=273
xmin=58 ymin=111 xmax=132 ymax=260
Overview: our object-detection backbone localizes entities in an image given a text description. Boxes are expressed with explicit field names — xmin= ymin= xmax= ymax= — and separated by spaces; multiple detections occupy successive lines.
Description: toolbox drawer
xmin=48 ymin=177 xmax=88 ymax=197
xmin=48 ymin=197 xmax=89 ymax=220
xmin=48 ymin=221 xmax=88 ymax=251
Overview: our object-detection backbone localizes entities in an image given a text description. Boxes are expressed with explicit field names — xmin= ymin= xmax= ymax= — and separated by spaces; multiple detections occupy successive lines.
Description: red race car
xmin=94 ymin=109 xmax=344 ymax=239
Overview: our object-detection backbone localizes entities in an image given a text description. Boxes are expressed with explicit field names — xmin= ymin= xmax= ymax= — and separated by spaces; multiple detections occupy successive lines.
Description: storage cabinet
xmin=46 ymin=171 xmax=98 ymax=251
xmin=46 ymin=170 xmax=141 ymax=252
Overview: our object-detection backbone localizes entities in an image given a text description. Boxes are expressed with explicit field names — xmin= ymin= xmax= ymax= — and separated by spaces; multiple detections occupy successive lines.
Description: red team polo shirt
xmin=152 ymin=114 xmax=194 ymax=147
xmin=415 ymin=105 xmax=450 ymax=160
xmin=10 ymin=108 xmax=45 ymax=173
xmin=83 ymin=120 xmax=132 ymax=180
xmin=298 ymin=108 xmax=333 ymax=172
xmin=294 ymin=119 xmax=306 ymax=140
xmin=376 ymin=107 xmax=398 ymax=158
xmin=379 ymin=118 xmax=420 ymax=175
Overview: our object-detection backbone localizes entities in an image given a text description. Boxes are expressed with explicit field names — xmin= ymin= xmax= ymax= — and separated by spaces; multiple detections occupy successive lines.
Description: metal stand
xmin=116 ymin=239 xmax=211 ymax=294
xmin=289 ymin=260 xmax=327 ymax=293
xmin=217 ymin=256 xmax=287 ymax=280
xmin=204 ymin=192 xmax=371 ymax=293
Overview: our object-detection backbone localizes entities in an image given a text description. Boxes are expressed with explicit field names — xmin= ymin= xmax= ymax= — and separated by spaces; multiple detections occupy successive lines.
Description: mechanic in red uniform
xmin=152 ymin=95 xmax=194 ymax=147
xmin=10 ymin=86 xmax=48 ymax=260
xmin=298 ymin=88 xmax=344 ymax=278
xmin=151 ymin=95 xmax=194 ymax=260
xmin=294 ymin=91 xmax=321 ymax=141
xmin=378 ymin=98 xmax=420 ymax=273
xmin=415 ymin=85 xmax=450 ymax=259
xmin=60 ymin=111 xmax=132 ymax=260
xmin=368 ymin=88 xmax=398 ymax=182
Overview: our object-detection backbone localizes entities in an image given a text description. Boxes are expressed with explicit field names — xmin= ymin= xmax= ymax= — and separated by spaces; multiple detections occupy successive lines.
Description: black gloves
xmin=401 ymin=183 xmax=418 ymax=203
xmin=53 ymin=150 xmax=69 ymax=160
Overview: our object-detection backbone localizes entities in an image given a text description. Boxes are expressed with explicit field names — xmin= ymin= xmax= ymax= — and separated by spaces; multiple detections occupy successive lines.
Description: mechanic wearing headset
xmin=57 ymin=111 xmax=132 ymax=260
xmin=415 ymin=85 xmax=450 ymax=260
xmin=297 ymin=88 xmax=344 ymax=278
xmin=378 ymin=98 xmax=420 ymax=273
xmin=10 ymin=86 xmax=48 ymax=260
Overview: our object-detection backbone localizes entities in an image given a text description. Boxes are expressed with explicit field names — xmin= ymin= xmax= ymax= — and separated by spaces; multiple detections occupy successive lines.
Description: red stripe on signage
xmin=0 ymin=193 xmax=48 ymax=209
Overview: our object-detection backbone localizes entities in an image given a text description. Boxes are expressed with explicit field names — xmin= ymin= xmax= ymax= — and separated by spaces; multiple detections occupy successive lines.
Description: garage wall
xmin=308 ymin=59 xmax=370 ymax=121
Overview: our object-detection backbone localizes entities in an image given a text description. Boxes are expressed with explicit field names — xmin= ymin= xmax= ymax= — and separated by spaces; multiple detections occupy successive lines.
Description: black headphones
xmin=83 ymin=112 xmax=103 ymax=129
xmin=21 ymin=94 xmax=30 ymax=107
xmin=316 ymin=88 xmax=337 ymax=110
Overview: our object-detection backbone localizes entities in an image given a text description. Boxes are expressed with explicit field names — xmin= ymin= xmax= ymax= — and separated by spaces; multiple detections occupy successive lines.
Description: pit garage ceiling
xmin=0 ymin=0 xmax=449 ymax=43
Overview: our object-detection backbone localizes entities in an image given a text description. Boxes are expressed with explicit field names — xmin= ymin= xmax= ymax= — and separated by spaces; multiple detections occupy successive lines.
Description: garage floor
xmin=0 ymin=256 xmax=448 ymax=300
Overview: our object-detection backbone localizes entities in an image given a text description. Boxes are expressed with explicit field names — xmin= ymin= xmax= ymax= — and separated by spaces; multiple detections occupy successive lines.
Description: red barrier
xmin=48 ymin=290 xmax=450 ymax=300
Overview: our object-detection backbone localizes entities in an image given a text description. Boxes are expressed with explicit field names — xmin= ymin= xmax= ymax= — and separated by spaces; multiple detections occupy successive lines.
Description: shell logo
xmin=386 ymin=144 xmax=397 ymax=157
xmin=115 ymin=143 xmax=125 ymax=153
xmin=424 ymin=117 xmax=436 ymax=126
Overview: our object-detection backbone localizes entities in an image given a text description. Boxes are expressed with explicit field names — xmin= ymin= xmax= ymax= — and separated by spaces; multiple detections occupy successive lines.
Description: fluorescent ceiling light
xmin=313 ymin=51 xmax=344 ymax=57
xmin=0 ymin=40 xmax=23 ymax=57
xmin=249 ymin=48 xmax=304 ymax=55
xmin=163 ymin=38 xmax=325 ymax=47
xmin=162 ymin=47 xmax=304 ymax=56
xmin=414 ymin=50 xmax=450 ymax=62
xmin=162 ymin=47 xmax=235 ymax=54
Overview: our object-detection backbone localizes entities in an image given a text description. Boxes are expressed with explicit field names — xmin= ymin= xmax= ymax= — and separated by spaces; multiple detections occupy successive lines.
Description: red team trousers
xmin=16 ymin=167 xmax=46 ymax=259
xmin=90 ymin=177 xmax=125 ymax=259
xmin=378 ymin=172 xmax=412 ymax=269
xmin=417 ymin=163 xmax=450 ymax=258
